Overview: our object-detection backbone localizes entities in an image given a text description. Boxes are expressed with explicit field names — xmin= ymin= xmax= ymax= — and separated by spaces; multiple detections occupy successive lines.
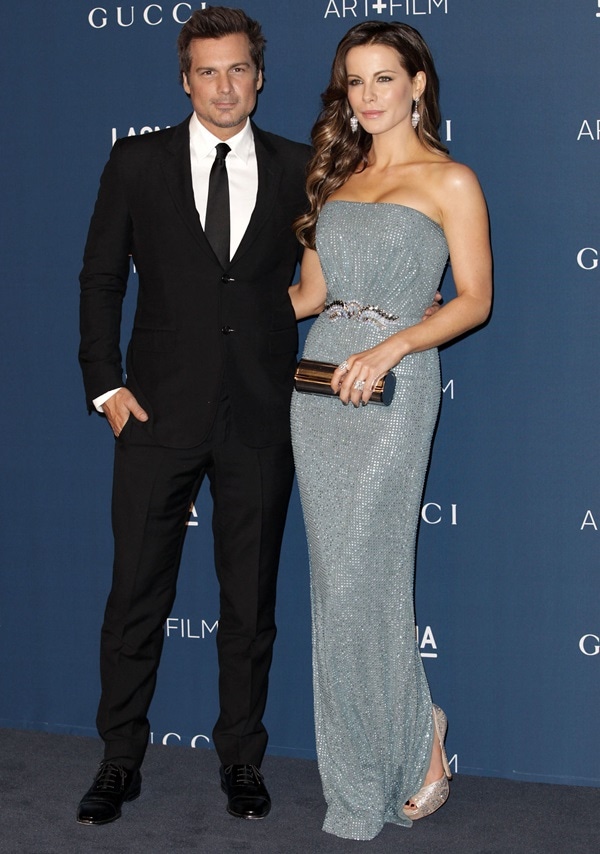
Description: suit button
xmin=221 ymin=326 xmax=235 ymax=335
xmin=221 ymin=274 xmax=235 ymax=283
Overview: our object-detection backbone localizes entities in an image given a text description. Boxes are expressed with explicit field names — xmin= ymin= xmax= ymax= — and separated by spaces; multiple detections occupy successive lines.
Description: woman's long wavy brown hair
xmin=294 ymin=22 xmax=448 ymax=249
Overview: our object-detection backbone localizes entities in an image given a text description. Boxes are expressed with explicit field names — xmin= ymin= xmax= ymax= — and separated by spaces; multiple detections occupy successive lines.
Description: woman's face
xmin=345 ymin=44 xmax=424 ymax=137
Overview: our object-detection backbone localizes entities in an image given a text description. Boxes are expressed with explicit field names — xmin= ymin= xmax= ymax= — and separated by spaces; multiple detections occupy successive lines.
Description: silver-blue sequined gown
xmin=290 ymin=202 xmax=449 ymax=841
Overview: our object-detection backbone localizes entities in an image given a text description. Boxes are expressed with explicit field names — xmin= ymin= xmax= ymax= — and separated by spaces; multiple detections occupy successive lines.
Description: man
xmin=77 ymin=7 xmax=311 ymax=825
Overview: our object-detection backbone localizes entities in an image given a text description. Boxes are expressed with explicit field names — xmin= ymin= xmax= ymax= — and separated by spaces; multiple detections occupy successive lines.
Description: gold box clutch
xmin=294 ymin=359 xmax=396 ymax=406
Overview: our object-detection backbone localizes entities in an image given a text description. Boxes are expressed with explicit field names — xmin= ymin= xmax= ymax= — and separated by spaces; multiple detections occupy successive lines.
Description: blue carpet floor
xmin=1 ymin=729 xmax=599 ymax=853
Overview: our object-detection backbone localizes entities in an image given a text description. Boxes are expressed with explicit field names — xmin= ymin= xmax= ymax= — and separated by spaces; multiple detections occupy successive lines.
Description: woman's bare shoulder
xmin=430 ymin=158 xmax=482 ymax=192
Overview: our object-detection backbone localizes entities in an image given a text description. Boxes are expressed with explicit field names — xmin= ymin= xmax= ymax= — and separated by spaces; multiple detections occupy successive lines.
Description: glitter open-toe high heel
xmin=403 ymin=704 xmax=452 ymax=820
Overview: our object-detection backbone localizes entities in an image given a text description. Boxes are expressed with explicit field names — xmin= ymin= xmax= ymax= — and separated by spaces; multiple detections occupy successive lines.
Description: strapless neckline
xmin=324 ymin=199 xmax=444 ymax=234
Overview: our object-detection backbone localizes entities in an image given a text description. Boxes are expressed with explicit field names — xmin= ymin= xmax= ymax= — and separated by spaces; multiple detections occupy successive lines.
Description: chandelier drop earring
xmin=350 ymin=114 xmax=359 ymax=133
xmin=411 ymin=96 xmax=421 ymax=129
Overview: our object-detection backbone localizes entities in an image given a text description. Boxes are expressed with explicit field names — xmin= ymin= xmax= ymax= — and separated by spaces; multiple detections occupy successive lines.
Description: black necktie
xmin=205 ymin=142 xmax=231 ymax=267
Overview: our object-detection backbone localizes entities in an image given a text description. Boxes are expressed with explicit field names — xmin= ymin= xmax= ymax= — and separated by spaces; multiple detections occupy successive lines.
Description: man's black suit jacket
xmin=79 ymin=117 xmax=311 ymax=449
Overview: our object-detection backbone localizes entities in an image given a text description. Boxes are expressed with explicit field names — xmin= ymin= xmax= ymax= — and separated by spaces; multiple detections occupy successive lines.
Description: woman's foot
xmin=403 ymin=705 xmax=451 ymax=820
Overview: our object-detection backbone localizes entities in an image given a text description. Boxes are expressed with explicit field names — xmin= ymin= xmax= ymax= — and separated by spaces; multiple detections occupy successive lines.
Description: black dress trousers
xmin=97 ymin=395 xmax=294 ymax=769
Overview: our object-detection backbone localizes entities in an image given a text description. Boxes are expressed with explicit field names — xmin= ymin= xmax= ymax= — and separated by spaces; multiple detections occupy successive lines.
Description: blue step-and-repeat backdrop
xmin=0 ymin=1 xmax=598 ymax=787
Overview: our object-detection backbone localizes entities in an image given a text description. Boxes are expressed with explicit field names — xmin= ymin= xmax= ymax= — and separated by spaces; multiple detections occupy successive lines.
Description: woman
xmin=289 ymin=21 xmax=492 ymax=841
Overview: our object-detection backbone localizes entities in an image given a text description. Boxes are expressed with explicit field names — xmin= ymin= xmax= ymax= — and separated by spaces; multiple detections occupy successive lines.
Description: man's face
xmin=182 ymin=33 xmax=262 ymax=139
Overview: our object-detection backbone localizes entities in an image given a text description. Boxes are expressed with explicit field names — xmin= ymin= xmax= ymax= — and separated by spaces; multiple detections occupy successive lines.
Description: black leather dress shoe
xmin=76 ymin=761 xmax=142 ymax=825
xmin=220 ymin=764 xmax=271 ymax=820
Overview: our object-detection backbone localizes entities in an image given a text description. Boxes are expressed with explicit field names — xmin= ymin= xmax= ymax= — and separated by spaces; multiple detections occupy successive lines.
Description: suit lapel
xmin=230 ymin=123 xmax=283 ymax=265
xmin=159 ymin=116 xmax=213 ymax=253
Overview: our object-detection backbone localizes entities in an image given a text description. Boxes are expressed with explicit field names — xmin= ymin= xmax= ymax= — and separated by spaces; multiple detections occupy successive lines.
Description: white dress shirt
xmin=189 ymin=114 xmax=258 ymax=259
xmin=94 ymin=116 xmax=258 ymax=412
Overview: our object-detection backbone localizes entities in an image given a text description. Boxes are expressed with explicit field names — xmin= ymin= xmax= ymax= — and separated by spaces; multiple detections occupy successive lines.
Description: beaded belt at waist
xmin=323 ymin=300 xmax=401 ymax=329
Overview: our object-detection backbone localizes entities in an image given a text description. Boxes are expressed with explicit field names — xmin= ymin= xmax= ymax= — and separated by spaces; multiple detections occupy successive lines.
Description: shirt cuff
xmin=93 ymin=387 xmax=122 ymax=412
